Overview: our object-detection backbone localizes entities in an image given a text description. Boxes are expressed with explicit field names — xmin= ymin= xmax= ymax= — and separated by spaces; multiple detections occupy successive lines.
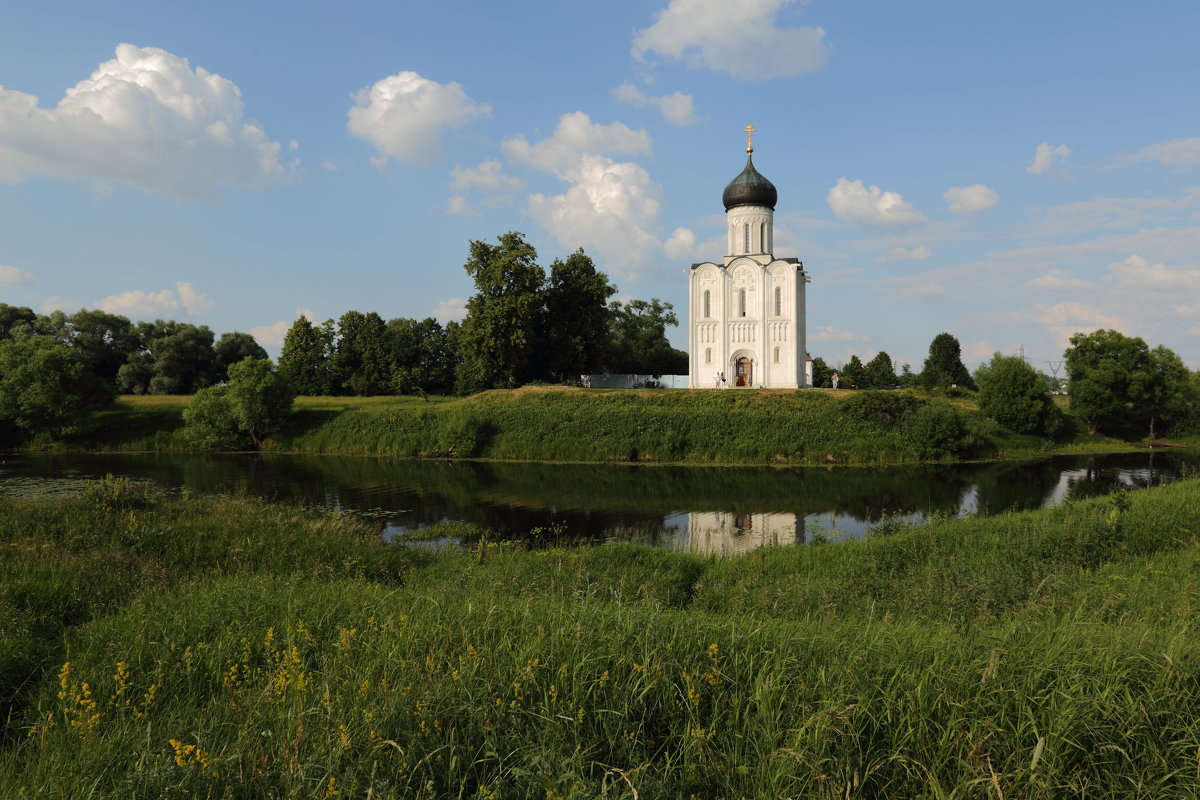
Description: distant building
xmin=688 ymin=129 xmax=810 ymax=388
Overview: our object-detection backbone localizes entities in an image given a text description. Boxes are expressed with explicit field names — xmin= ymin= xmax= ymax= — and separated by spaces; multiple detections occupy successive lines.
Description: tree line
xmin=813 ymin=328 xmax=1198 ymax=440
xmin=810 ymin=332 xmax=976 ymax=391
xmin=278 ymin=232 xmax=686 ymax=396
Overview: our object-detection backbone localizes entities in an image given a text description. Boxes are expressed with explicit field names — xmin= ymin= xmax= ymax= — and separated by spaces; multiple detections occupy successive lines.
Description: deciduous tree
xmin=921 ymin=332 xmax=975 ymax=390
xmin=456 ymin=232 xmax=546 ymax=393
xmin=279 ymin=317 xmax=334 ymax=395
xmin=184 ymin=358 xmax=294 ymax=448
xmin=809 ymin=355 xmax=832 ymax=388
xmin=604 ymin=298 xmax=688 ymax=376
xmin=214 ymin=331 xmax=268 ymax=381
xmin=332 ymin=311 xmax=392 ymax=395
xmin=1065 ymin=329 xmax=1151 ymax=436
xmin=840 ymin=355 xmax=865 ymax=389
xmin=974 ymin=353 xmax=1053 ymax=434
xmin=543 ymin=249 xmax=615 ymax=381
xmin=0 ymin=336 xmax=114 ymax=440
xmin=861 ymin=351 xmax=898 ymax=389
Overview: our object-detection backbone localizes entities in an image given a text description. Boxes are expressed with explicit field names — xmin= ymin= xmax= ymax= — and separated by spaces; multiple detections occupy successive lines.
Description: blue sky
xmin=3 ymin=0 xmax=1200 ymax=373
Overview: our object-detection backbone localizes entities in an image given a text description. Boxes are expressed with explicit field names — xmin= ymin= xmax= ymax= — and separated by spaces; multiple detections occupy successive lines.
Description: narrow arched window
xmin=774 ymin=346 xmax=780 ymax=363
xmin=705 ymin=347 xmax=712 ymax=364
xmin=774 ymin=286 xmax=781 ymax=316
xmin=703 ymin=290 xmax=710 ymax=318
xmin=743 ymin=224 xmax=749 ymax=253
xmin=760 ymin=222 xmax=766 ymax=253
xmin=738 ymin=289 xmax=746 ymax=317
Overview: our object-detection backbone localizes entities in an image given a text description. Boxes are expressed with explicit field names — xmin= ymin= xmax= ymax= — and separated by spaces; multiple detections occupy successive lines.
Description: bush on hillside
xmin=907 ymin=402 xmax=974 ymax=459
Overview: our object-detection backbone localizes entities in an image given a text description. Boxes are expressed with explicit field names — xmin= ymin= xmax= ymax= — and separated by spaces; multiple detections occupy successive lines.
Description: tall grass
xmin=2 ymin=476 xmax=1200 ymax=795
xmin=51 ymin=388 xmax=1138 ymax=466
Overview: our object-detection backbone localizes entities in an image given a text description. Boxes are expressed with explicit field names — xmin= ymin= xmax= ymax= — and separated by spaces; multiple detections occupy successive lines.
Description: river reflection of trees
xmin=4 ymin=450 xmax=1198 ymax=548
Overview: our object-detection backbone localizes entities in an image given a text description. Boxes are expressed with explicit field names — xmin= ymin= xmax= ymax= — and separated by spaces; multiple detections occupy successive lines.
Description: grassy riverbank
xmin=2 ymin=477 xmax=1200 ymax=797
xmin=54 ymin=387 xmax=1141 ymax=464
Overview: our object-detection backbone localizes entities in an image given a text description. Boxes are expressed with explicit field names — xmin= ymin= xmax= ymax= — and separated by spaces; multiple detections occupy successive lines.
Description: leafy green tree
xmin=65 ymin=309 xmax=138 ymax=385
xmin=456 ymin=232 xmax=546 ymax=393
xmin=150 ymin=323 xmax=219 ymax=394
xmin=840 ymin=355 xmax=865 ymax=389
xmin=809 ymin=356 xmax=832 ymax=388
xmin=907 ymin=401 xmax=972 ymax=459
xmin=1065 ymin=329 xmax=1152 ymax=436
xmin=1141 ymin=345 xmax=1195 ymax=439
xmin=974 ymin=353 xmax=1053 ymax=434
xmin=604 ymin=298 xmax=688 ymax=376
xmin=921 ymin=332 xmax=975 ymax=390
xmin=0 ymin=304 xmax=37 ymax=340
xmin=279 ymin=317 xmax=334 ymax=395
xmin=332 ymin=311 xmax=393 ymax=396
xmin=897 ymin=363 xmax=919 ymax=388
xmin=388 ymin=317 xmax=456 ymax=396
xmin=543 ymin=249 xmax=615 ymax=381
xmin=861 ymin=351 xmax=898 ymax=389
xmin=0 ymin=336 xmax=114 ymax=440
xmin=115 ymin=320 xmax=219 ymax=394
xmin=215 ymin=331 xmax=268 ymax=381
xmin=116 ymin=352 xmax=155 ymax=395
xmin=184 ymin=358 xmax=295 ymax=448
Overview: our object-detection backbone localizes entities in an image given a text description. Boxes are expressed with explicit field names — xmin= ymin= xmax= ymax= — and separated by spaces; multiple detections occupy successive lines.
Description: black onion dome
xmin=721 ymin=154 xmax=777 ymax=211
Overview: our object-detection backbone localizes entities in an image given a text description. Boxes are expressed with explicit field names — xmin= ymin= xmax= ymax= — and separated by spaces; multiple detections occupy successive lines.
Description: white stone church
xmin=688 ymin=133 xmax=810 ymax=388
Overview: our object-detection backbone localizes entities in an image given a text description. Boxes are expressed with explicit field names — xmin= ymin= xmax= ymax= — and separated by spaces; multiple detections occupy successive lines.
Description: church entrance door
xmin=735 ymin=357 xmax=753 ymax=387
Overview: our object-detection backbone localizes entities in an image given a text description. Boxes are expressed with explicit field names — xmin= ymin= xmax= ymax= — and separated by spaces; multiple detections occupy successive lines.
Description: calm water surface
xmin=3 ymin=450 xmax=1196 ymax=555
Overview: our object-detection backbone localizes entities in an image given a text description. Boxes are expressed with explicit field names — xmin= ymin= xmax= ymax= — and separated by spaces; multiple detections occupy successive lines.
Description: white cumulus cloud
xmin=95 ymin=289 xmax=179 ymax=317
xmin=664 ymin=227 xmax=697 ymax=260
xmin=1028 ymin=142 xmax=1071 ymax=175
xmin=526 ymin=155 xmax=663 ymax=279
xmin=827 ymin=178 xmax=925 ymax=227
xmin=1029 ymin=301 xmax=1127 ymax=346
xmin=612 ymin=84 xmax=698 ymax=126
xmin=878 ymin=245 xmax=931 ymax=263
xmin=433 ymin=297 xmax=468 ymax=322
xmin=450 ymin=159 xmax=524 ymax=192
xmin=0 ymin=265 xmax=34 ymax=286
xmin=502 ymin=112 xmax=651 ymax=177
xmin=94 ymin=282 xmax=212 ymax=318
xmin=347 ymin=71 xmax=490 ymax=167
xmin=0 ymin=44 xmax=294 ymax=199
xmin=632 ymin=0 xmax=829 ymax=80
xmin=176 ymin=282 xmax=213 ymax=315
xmin=944 ymin=184 xmax=999 ymax=215
xmin=1108 ymin=254 xmax=1200 ymax=289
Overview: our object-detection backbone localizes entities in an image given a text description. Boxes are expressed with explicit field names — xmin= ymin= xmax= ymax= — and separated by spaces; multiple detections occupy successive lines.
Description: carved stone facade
xmin=688 ymin=147 xmax=809 ymax=388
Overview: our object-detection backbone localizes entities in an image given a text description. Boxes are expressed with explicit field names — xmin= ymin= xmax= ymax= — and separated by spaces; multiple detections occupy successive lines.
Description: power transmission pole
xmin=1046 ymin=360 xmax=1063 ymax=394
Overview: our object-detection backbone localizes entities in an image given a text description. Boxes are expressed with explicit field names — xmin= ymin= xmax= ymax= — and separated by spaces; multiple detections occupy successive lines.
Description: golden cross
xmin=744 ymin=124 xmax=757 ymax=153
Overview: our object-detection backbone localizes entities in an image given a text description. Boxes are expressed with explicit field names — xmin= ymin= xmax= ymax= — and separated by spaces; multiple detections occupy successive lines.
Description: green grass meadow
xmin=2 ymin=475 xmax=1199 ymax=797
xmin=61 ymin=388 xmax=1138 ymax=465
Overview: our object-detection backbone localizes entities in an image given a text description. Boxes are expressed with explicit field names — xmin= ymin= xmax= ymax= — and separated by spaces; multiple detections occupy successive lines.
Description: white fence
xmin=586 ymin=374 xmax=691 ymax=389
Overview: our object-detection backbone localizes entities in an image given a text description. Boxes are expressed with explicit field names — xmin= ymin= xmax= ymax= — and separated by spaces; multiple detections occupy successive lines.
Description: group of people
xmin=713 ymin=371 xmax=728 ymax=388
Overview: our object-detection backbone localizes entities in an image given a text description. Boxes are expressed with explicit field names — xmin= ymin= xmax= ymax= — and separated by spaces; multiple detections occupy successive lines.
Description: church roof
xmin=722 ymin=154 xmax=777 ymax=211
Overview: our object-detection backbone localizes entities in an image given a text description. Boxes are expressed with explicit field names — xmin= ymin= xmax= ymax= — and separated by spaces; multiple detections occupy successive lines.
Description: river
xmin=4 ymin=450 xmax=1197 ymax=554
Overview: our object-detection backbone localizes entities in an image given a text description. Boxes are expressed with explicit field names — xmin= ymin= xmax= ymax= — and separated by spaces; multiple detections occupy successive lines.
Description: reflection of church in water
xmin=685 ymin=512 xmax=805 ymax=557
xmin=688 ymin=127 xmax=811 ymax=388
